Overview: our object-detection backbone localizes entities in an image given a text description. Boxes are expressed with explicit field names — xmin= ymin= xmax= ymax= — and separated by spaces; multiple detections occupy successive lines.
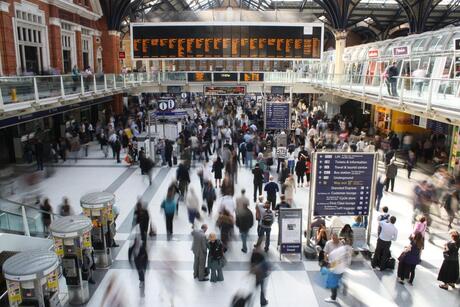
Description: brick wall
xmin=0 ymin=0 xmax=117 ymax=76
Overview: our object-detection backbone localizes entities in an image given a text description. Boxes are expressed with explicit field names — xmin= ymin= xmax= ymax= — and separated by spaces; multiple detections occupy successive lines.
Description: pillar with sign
xmin=80 ymin=192 xmax=116 ymax=268
xmin=2 ymin=250 xmax=61 ymax=307
xmin=49 ymin=216 xmax=92 ymax=304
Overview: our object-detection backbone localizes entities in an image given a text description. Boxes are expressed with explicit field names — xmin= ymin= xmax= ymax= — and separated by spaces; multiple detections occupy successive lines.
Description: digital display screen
xmin=187 ymin=72 xmax=212 ymax=82
xmin=214 ymin=73 xmax=238 ymax=82
xmin=240 ymin=73 xmax=264 ymax=82
xmin=132 ymin=23 xmax=323 ymax=60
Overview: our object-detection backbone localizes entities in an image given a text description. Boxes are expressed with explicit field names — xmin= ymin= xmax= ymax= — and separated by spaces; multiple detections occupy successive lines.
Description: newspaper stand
xmin=2 ymin=250 xmax=61 ymax=307
xmin=49 ymin=215 xmax=92 ymax=304
xmin=80 ymin=192 xmax=115 ymax=268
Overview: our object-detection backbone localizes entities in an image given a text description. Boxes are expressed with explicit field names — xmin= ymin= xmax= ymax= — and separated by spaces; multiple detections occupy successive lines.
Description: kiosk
xmin=49 ymin=215 xmax=92 ymax=304
xmin=2 ymin=250 xmax=61 ymax=307
xmin=80 ymin=192 xmax=115 ymax=268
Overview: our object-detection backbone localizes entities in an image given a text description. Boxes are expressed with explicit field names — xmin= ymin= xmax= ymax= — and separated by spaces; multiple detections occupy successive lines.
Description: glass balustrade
xmin=0 ymin=198 xmax=60 ymax=236
xmin=36 ymin=76 xmax=62 ymax=100
xmin=62 ymin=75 xmax=81 ymax=96
xmin=95 ymin=74 xmax=105 ymax=91
xmin=0 ymin=76 xmax=35 ymax=104
xmin=106 ymin=74 xmax=115 ymax=90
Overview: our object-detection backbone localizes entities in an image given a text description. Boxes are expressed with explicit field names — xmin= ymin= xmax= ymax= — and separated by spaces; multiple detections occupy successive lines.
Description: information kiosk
xmin=80 ymin=192 xmax=116 ymax=268
xmin=2 ymin=250 xmax=61 ymax=307
xmin=49 ymin=215 xmax=92 ymax=304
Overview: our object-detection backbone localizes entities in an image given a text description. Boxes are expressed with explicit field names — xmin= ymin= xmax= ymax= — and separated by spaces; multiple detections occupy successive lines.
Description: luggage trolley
xmin=80 ymin=192 xmax=116 ymax=268
xmin=49 ymin=215 xmax=92 ymax=304
xmin=2 ymin=250 xmax=61 ymax=307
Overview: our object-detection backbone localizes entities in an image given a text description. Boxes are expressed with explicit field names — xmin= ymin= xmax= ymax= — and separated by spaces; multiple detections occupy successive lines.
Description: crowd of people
xmin=24 ymin=92 xmax=460 ymax=306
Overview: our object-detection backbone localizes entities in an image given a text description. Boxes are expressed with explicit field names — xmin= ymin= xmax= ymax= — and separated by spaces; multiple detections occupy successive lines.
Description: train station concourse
xmin=1 ymin=1 xmax=460 ymax=307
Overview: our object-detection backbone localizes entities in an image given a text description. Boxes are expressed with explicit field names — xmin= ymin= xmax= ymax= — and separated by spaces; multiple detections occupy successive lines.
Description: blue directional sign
xmin=265 ymin=102 xmax=290 ymax=130
xmin=313 ymin=153 xmax=376 ymax=216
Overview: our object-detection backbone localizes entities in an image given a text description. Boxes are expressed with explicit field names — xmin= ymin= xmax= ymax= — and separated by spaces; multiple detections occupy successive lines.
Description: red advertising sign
xmin=119 ymin=51 xmax=126 ymax=59
xmin=368 ymin=49 xmax=379 ymax=58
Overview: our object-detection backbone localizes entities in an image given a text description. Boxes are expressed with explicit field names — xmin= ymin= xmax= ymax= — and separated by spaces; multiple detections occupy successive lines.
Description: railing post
xmin=81 ymin=75 xmax=85 ymax=95
xmin=378 ymin=77 xmax=383 ymax=101
xmin=21 ymin=206 xmax=30 ymax=236
xmin=0 ymin=87 xmax=4 ymax=111
xmin=113 ymin=74 xmax=117 ymax=89
xmin=362 ymin=75 xmax=366 ymax=96
xmin=427 ymin=79 xmax=433 ymax=111
xmin=60 ymin=76 xmax=65 ymax=98
xmin=93 ymin=75 xmax=97 ymax=93
xmin=399 ymin=78 xmax=404 ymax=105
xmin=104 ymin=74 xmax=107 ymax=91
xmin=33 ymin=77 xmax=39 ymax=103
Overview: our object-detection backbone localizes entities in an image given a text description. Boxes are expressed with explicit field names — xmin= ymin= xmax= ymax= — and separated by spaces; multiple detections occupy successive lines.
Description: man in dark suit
xmin=191 ymin=224 xmax=208 ymax=281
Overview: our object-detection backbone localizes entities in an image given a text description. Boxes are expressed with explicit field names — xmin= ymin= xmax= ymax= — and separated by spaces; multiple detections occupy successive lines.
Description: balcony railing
xmin=0 ymin=70 xmax=459 ymax=121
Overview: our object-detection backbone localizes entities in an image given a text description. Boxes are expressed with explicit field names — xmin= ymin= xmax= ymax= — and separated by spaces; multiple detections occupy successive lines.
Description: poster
xmin=83 ymin=231 xmax=92 ymax=248
xmin=6 ymin=280 xmax=21 ymax=303
xmin=54 ymin=238 xmax=64 ymax=257
xmin=279 ymin=209 xmax=302 ymax=255
xmin=281 ymin=218 xmax=301 ymax=243
xmin=83 ymin=208 xmax=91 ymax=217
xmin=47 ymin=270 xmax=59 ymax=292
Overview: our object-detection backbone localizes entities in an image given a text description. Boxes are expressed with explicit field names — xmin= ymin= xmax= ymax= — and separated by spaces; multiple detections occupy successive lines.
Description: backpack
xmin=261 ymin=209 xmax=274 ymax=227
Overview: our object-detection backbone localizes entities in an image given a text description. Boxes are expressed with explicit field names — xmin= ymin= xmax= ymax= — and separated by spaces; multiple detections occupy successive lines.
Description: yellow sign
xmin=47 ymin=270 xmax=59 ymax=292
xmin=83 ymin=231 xmax=92 ymax=248
xmin=54 ymin=238 xmax=64 ymax=257
xmin=6 ymin=280 xmax=22 ymax=303
xmin=83 ymin=208 xmax=91 ymax=217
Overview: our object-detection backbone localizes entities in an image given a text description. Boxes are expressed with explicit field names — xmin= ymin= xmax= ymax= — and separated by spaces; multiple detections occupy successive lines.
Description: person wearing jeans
xmin=256 ymin=201 xmax=274 ymax=252
xmin=236 ymin=202 xmax=254 ymax=253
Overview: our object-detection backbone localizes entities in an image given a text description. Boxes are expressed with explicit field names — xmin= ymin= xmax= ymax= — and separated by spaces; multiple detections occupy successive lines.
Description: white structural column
xmin=334 ymin=31 xmax=348 ymax=83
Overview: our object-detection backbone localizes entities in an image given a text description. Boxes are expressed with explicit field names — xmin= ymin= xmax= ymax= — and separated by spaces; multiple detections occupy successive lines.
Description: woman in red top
xmin=305 ymin=157 xmax=312 ymax=187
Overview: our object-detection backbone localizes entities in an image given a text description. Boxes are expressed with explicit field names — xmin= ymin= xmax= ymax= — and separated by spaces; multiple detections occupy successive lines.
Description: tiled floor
xmin=8 ymin=144 xmax=460 ymax=307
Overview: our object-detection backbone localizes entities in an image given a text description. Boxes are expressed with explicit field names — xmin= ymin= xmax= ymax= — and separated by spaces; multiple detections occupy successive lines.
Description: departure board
xmin=188 ymin=72 xmax=212 ymax=82
xmin=132 ymin=23 xmax=323 ymax=60
xmin=240 ymin=73 xmax=264 ymax=82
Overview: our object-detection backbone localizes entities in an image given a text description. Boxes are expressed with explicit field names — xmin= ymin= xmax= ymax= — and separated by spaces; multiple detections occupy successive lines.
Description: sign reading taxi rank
xmin=131 ymin=22 xmax=323 ymax=60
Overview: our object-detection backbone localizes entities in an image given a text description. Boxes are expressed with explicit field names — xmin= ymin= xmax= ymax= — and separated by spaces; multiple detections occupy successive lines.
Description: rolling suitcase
xmin=173 ymin=156 xmax=178 ymax=165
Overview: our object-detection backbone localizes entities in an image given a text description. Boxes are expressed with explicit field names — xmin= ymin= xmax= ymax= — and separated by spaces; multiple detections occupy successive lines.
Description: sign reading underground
xmin=313 ymin=153 xmax=377 ymax=216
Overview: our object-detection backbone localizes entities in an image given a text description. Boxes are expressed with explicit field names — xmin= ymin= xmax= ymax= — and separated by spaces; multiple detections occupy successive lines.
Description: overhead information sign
xmin=265 ymin=102 xmax=290 ymax=130
xmin=312 ymin=153 xmax=377 ymax=216
xmin=188 ymin=72 xmax=212 ymax=82
xmin=204 ymin=86 xmax=246 ymax=95
xmin=131 ymin=22 xmax=323 ymax=60
xmin=240 ymin=72 xmax=264 ymax=82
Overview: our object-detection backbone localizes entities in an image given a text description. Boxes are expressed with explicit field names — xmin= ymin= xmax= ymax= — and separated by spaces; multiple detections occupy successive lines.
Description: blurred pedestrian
xmin=202 ymin=180 xmax=216 ymax=216
xmin=256 ymin=201 xmax=274 ymax=252
xmin=250 ymin=242 xmax=270 ymax=306
xmin=236 ymin=200 xmax=254 ymax=253
xmin=40 ymin=198 xmax=52 ymax=233
xmin=128 ymin=226 xmax=148 ymax=288
xmin=161 ymin=188 xmax=177 ymax=239
xmin=58 ymin=197 xmax=74 ymax=216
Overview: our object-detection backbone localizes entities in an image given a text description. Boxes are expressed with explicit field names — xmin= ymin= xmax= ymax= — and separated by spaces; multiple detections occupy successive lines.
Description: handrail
xmin=0 ymin=197 xmax=61 ymax=219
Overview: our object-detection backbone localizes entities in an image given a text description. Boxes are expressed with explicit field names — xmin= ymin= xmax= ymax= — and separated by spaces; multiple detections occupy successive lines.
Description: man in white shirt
xmin=356 ymin=137 xmax=366 ymax=152
xmin=323 ymin=233 xmax=344 ymax=262
xmin=220 ymin=195 xmax=236 ymax=217
xmin=371 ymin=216 xmax=398 ymax=270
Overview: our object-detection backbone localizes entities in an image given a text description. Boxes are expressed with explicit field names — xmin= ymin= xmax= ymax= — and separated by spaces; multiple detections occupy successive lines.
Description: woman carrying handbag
xmin=397 ymin=232 xmax=423 ymax=285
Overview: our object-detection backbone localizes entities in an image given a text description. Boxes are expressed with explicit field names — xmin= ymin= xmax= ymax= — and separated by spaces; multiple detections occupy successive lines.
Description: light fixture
xmin=319 ymin=15 xmax=327 ymax=22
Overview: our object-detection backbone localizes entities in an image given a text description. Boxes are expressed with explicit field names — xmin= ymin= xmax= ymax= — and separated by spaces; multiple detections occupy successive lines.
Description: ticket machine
xmin=49 ymin=215 xmax=92 ymax=305
xmin=80 ymin=192 xmax=116 ymax=268
xmin=2 ymin=250 xmax=61 ymax=307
